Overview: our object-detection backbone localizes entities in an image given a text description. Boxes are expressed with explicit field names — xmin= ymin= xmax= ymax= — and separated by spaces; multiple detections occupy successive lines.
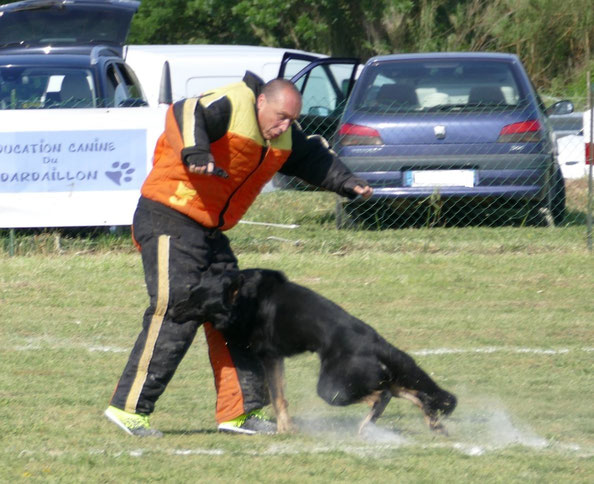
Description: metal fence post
xmin=9 ymin=228 xmax=15 ymax=257
xmin=584 ymin=71 xmax=594 ymax=252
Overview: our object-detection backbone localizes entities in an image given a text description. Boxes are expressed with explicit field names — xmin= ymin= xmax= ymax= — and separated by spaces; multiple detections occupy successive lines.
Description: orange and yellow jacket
xmin=141 ymin=72 xmax=365 ymax=231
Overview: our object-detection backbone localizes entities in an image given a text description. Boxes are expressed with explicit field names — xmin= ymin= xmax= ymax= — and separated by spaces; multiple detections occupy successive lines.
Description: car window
xmin=293 ymin=64 xmax=344 ymax=116
xmin=354 ymin=60 xmax=524 ymax=113
xmin=105 ymin=62 xmax=146 ymax=107
xmin=0 ymin=67 xmax=96 ymax=109
xmin=114 ymin=62 xmax=146 ymax=106
xmin=280 ymin=58 xmax=313 ymax=79
xmin=0 ymin=5 xmax=135 ymax=48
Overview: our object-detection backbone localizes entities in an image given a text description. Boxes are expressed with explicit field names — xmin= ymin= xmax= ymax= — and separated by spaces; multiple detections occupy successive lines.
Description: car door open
xmin=273 ymin=54 xmax=359 ymax=190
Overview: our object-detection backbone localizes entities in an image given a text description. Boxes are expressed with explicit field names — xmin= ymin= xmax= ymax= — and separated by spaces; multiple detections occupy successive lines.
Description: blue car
xmin=334 ymin=52 xmax=571 ymax=227
xmin=0 ymin=0 xmax=147 ymax=110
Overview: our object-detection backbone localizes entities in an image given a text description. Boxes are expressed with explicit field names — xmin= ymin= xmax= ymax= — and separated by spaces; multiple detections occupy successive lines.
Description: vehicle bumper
xmin=341 ymin=153 xmax=551 ymax=202
xmin=361 ymin=169 xmax=545 ymax=200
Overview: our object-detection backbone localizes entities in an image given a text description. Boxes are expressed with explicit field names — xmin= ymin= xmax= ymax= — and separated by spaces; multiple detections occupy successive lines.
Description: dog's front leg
xmin=358 ymin=390 xmax=392 ymax=434
xmin=263 ymin=357 xmax=292 ymax=433
xmin=391 ymin=385 xmax=449 ymax=435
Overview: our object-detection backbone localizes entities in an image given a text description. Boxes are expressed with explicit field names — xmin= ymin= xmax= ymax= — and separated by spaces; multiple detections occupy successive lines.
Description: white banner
xmin=0 ymin=107 xmax=165 ymax=228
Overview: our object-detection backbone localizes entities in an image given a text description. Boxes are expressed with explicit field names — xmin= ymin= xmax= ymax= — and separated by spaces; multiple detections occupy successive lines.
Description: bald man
xmin=105 ymin=72 xmax=372 ymax=437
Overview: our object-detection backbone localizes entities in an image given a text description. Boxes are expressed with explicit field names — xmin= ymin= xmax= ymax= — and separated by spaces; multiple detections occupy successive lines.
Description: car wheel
xmin=550 ymin=164 xmax=567 ymax=225
xmin=529 ymin=165 xmax=566 ymax=227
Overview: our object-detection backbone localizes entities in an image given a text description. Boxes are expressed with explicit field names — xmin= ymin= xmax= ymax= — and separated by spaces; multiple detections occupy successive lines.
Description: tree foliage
xmin=126 ymin=0 xmax=592 ymax=89
xmin=0 ymin=0 xmax=591 ymax=90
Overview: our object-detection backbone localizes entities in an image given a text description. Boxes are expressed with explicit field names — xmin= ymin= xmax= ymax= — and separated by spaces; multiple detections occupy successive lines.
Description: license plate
xmin=404 ymin=170 xmax=476 ymax=188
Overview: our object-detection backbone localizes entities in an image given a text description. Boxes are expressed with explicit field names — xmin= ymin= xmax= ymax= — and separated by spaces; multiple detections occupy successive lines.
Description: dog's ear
xmin=239 ymin=269 xmax=265 ymax=299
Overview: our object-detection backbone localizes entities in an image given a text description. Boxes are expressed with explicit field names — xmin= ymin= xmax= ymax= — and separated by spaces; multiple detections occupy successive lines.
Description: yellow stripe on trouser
xmin=125 ymin=235 xmax=171 ymax=413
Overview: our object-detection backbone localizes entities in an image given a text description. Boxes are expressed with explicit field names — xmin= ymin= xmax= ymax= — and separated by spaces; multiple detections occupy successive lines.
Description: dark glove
xmin=183 ymin=153 xmax=228 ymax=178
xmin=342 ymin=176 xmax=371 ymax=200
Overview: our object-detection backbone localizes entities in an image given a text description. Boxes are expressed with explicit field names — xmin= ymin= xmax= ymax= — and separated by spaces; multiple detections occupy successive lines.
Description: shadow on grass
xmin=163 ymin=429 xmax=219 ymax=436
xmin=337 ymin=199 xmax=591 ymax=231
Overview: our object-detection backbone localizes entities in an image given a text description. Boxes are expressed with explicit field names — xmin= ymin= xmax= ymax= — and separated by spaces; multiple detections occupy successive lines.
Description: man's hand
xmin=343 ymin=177 xmax=373 ymax=200
xmin=185 ymin=153 xmax=228 ymax=178
xmin=352 ymin=184 xmax=373 ymax=199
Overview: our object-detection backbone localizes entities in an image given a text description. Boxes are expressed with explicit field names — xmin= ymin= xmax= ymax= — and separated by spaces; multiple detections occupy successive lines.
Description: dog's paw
xmin=428 ymin=417 xmax=449 ymax=436
xmin=276 ymin=417 xmax=294 ymax=434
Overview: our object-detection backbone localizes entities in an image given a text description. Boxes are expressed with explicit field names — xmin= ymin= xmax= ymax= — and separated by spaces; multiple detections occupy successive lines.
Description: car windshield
xmin=0 ymin=66 xmax=96 ymax=109
xmin=353 ymin=59 xmax=525 ymax=114
xmin=0 ymin=4 xmax=135 ymax=48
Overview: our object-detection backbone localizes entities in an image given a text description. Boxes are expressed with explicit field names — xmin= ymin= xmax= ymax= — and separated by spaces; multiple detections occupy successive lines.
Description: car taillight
xmin=497 ymin=120 xmax=542 ymax=143
xmin=587 ymin=141 xmax=592 ymax=165
xmin=338 ymin=123 xmax=383 ymax=146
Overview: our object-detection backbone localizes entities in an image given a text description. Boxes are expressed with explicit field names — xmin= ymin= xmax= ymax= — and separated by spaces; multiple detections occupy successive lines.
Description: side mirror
xmin=546 ymin=100 xmax=574 ymax=116
xmin=308 ymin=106 xmax=331 ymax=116
xmin=158 ymin=61 xmax=173 ymax=105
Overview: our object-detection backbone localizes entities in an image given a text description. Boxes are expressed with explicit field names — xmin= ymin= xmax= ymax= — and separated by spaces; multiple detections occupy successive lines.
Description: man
xmin=104 ymin=72 xmax=373 ymax=436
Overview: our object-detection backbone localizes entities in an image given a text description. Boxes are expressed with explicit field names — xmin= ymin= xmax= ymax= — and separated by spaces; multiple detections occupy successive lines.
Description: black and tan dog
xmin=213 ymin=268 xmax=457 ymax=434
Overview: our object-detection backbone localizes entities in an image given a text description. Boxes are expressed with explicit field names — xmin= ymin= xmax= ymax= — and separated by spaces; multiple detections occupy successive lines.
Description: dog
xmin=212 ymin=268 xmax=457 ymax=434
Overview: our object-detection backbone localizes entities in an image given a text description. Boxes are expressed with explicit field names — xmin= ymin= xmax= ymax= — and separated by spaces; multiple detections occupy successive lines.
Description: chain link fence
xmin=271 ymin=88 xmax=592 ymax=248
xmin=1 ymin=66 xmax=592 ymax=253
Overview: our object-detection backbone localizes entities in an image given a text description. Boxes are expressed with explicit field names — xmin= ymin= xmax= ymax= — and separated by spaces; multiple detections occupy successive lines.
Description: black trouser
xmin=110 ymin=197 xmax=268 ymax=419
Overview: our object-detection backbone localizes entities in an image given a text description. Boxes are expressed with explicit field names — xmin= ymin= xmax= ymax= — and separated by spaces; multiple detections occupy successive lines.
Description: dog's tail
xmin=378 ymin=339 xmax=457 ymax=419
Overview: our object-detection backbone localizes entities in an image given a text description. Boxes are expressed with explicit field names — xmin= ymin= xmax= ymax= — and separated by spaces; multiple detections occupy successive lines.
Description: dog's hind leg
xmin=357 ymin=390 xmax=392 ymax=434
xmin=263 ymin=357 xmax=293 ymax=433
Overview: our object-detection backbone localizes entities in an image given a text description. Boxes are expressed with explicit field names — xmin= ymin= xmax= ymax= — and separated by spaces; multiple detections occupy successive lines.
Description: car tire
xmin=550 ymin=164 xmax=567 ymax=225
xmin=529 ymin=164 xmax=566 ymax=227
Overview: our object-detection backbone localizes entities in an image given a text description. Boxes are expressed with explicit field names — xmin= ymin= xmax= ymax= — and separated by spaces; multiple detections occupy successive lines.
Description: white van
xmin=123 ymin=45 xmax=331 ymax=106
xmin=124 ymin=44 xmax=359 ymax=122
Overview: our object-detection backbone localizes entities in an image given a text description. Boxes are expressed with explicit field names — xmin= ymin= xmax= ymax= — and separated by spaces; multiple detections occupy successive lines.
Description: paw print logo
xmin=105 ymin=162 xmax=135 ymax=186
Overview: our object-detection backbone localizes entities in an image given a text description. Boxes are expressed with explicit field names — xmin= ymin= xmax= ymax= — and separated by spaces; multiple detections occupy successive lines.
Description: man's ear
xmin=256 ymin=93 xmax=266 ymax=111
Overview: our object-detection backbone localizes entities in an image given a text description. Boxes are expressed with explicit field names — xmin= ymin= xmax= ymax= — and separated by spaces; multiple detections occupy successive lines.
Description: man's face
xmin=256 ymin=88 xmax=302 ymax=140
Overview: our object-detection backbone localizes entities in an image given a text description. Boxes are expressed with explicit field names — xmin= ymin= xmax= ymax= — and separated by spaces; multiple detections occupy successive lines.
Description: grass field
xmin=1 ymin=190 xmax=593 ymax=482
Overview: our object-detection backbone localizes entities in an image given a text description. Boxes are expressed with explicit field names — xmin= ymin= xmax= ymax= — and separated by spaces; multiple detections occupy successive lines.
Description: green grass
xmin=1 ymin=219 xmax=593 ymax=482
xmin=2 ymin=174 xmax=593 ymax=257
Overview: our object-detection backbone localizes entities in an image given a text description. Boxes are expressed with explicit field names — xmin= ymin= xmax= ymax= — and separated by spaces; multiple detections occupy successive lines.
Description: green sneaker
xmin=104 ymin=405 xmax=163 ymax=437
xmin=218 ymin=409 xmax=277 ymax=435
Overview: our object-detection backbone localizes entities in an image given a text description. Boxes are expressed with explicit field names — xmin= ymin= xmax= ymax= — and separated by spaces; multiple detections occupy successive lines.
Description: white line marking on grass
xmin=7 ymin=336 xmax=129 ymax=353
xmin=7 ymin=339 xmax=593 ymax=357
xmin=17 ymin=439 xmax=590 ymax=460
xmin=88 ymin=346 xmax=129 ymax=353
xmin=13 ymin=411 xmax=594 ymax=461
xmin=411 ymin=346 xmax=593 ymax=356
xmin=171 ymin=449 xmax=225 ymax=456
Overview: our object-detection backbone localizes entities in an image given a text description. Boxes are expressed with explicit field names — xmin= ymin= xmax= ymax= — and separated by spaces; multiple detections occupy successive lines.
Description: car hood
xmin=0 ymin=0 xmax=139 ymax=52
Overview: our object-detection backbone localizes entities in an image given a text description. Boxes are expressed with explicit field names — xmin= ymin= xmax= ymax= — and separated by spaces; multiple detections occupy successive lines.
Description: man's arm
xmin=279 ymin=125 xmax=373 ymax=199
xmin=171 ymin=95 xmax=231 ymax=177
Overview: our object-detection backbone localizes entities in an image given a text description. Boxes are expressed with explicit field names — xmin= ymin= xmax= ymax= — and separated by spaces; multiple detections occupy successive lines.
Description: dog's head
xmin=213 ymin=268 xmax=288 ymax=337
xmin=198 ymin=268 xmax=245 ymax=330
xmin=423 ymin=389 xmax=457 ymax=419
xmin=171 ymin=267 xmax=287 ymax=334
